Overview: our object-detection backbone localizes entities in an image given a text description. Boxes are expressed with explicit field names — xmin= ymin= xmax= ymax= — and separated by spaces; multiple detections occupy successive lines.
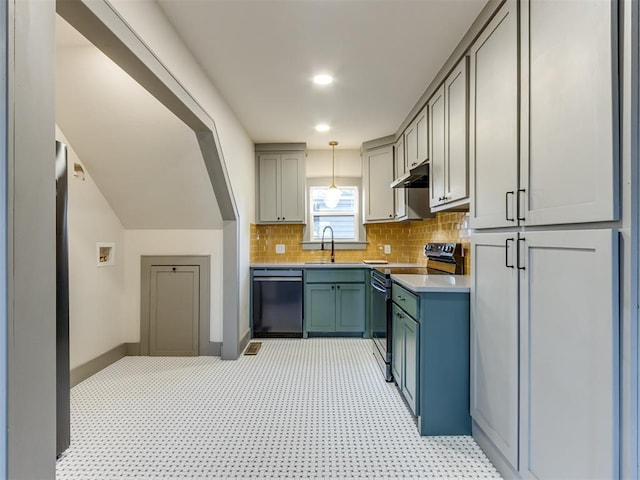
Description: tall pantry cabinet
xmin=469 ymin=0 xmax=620 ymax=478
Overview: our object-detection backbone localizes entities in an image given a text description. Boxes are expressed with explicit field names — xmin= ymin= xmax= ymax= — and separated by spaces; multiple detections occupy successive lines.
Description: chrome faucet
xmin=321 ymin=226 xmax=335 ymax=263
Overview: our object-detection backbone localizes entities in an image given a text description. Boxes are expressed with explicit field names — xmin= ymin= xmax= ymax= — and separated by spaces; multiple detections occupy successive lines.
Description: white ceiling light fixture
xmin=324 ymin=141 xmax=342 ymax=209
xmin=313 ymin=74 xmax=333 ymax=86
xmin=315 ymin=123 xmax=330 ymax=132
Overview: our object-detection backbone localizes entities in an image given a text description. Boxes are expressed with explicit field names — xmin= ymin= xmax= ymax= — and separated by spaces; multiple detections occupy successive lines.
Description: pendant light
xmin=324 ymin=141 xmax=342 ymax=209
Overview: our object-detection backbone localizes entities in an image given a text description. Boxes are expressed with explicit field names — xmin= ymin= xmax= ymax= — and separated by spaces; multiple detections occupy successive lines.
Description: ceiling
xmin=157 ymin=0 xmax=488 ymax=149
xmin=55 ymin=16 xmax=223 ymax=230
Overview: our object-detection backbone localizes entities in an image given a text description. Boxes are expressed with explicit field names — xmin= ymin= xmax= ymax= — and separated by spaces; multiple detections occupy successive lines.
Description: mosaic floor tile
xmin=56 ymin=338 xmax=501 ymax=479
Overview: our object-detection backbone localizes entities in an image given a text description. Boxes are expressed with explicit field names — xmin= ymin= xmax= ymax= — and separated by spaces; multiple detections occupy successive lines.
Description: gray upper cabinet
xmin=428 ymin=84 xmax=446 ymax=208
xmin=394 ymin=137 xmax=407 ymax=220
xmin=363 ymin=144 xmax=395 ymax=222
xmin=520 ymin=0 xmax=618 ymax=226
xmin=470 ymin=0 xmax=618 ymax=230
xmin=443 ymin=57 xmax=469 ymax=209
xmin=394 ymin=135 xmax=406 ymax=179
xmin=393 ymin=136 xmax=431 ymax=221
xmin=468 ymin=0 xmax=519 ymax=229
xmin=257 ymin=150 xmax=305 ymax=223
xmin=404 ymin=106 xmax=428 ymax=171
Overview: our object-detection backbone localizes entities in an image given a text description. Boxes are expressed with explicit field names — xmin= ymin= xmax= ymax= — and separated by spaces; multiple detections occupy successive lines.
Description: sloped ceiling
xmin=55 ymin=16 xmax=223 ymax=230
xmin=157 ymin=0 xmax=488 ymax=149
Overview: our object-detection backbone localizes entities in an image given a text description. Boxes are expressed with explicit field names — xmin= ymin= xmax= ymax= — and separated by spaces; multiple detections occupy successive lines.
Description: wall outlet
xmin=384 ymin=245 xmax=391 ymax=254
xmin=275 ymin=244 xmax=285 ymax=254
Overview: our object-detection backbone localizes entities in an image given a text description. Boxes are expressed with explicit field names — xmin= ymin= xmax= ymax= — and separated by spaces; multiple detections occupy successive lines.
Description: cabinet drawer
xmin=392 ymin=282 xmax=418 ymax=319
xmin=305 ymin=269 xmax=365 ymax=283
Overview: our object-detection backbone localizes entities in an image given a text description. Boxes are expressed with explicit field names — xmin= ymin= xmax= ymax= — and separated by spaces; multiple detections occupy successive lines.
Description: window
xmin=309 ymin=186 xmax=359 ymax=241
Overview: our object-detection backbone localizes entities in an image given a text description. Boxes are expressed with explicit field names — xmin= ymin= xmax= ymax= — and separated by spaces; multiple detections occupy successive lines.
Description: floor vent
xmin=244 ymin=342 xmax=262 ymax=355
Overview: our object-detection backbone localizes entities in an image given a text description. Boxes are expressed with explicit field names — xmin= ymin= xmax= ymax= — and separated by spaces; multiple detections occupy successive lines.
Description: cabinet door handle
xmin=505 ymin=238 xmax=514 ymax=268
xmin=331 ymin=285 xmax=334 ymax=290
xmin=517 ymin=189 xmax=526 ymax=222
xmin=282 ymin=217 xmax=286 ymax=221
xmin=517 ymin=238 xmax=526 ymax=270
xmin=337 ymin=285 xmax=340 ymax=289
xmin=505 ymin=191 xmax=515 ymax=222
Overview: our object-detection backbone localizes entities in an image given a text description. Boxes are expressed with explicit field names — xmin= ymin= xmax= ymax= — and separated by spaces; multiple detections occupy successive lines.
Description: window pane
xmin=311 ymin=186 xmax=357 ymax=213
xmin=312 ymin=216 xmax=356 ymax=240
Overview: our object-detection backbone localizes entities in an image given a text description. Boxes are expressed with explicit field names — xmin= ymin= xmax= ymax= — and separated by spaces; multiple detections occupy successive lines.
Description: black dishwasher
xmin=252 ymin=270 xmax=303 ymax=337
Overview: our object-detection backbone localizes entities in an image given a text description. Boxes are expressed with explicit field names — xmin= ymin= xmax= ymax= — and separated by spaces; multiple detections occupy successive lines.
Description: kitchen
xmin=3 ymin=0 xmax=639 ymax=479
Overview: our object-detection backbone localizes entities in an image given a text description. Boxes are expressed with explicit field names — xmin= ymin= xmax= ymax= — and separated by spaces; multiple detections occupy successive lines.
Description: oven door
xmin=370 ymin=271 xmax=392 ymax=381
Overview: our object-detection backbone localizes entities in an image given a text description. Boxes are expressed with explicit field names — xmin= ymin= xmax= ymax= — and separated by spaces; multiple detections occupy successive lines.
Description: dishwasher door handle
xmin=253 ymin=277 xmax=302 ymax=282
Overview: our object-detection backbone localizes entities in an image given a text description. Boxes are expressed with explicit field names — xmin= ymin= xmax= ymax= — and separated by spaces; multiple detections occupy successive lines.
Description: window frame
xmin=302 ymin=176 xmax=367 ymax=250
xmin=309 ymin=185 xmax=359 ymax=241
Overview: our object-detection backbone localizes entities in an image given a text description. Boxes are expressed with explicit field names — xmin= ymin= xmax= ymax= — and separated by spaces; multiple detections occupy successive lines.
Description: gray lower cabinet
xmin=392 ymin=282 xmax=470 ymax=435
xmin=471 ymin=230 xmax=619 ymax=478
xmin=305 ymin=269 xmax=366 ymax=335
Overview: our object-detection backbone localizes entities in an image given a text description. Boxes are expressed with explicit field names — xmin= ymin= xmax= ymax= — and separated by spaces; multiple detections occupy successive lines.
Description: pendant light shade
xmin=324 ymin=141 xmax=342 ymax=209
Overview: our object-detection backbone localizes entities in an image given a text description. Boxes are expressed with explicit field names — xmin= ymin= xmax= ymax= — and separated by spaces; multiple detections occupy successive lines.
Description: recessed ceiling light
xmin=313 ymin=74 xmax=333 ymax=86
xmin=315 ymin=123 xmax=331 ymax=132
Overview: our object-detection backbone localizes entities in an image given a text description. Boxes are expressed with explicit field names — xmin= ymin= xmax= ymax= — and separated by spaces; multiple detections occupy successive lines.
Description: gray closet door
xmin=149 ymin=265 xmax=199 ymax=356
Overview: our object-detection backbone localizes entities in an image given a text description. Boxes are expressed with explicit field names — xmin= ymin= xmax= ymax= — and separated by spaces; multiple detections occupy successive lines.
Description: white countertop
xmin=391 ymin=274 xmax=470 ymax=293
xmin=251 ymin=262 xmax=422 ymax=269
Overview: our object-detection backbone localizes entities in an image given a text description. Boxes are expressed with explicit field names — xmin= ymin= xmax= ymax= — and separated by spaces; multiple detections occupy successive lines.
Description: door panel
xmin=279 ymin=152 xmax=305 ymax=222
xmin=258 ymin=154 xmax=279 ymax=222
xmin=403 ymin=316 xmax=419 ymax=415
xmin=304 ymin=284 xmax=335 ymax=332
xmin=521 ymin=0 xmax=618 ymax=226
xmin=149 ymin=266 xmax=199 ymax=356
xmin=391 ymin=304 xmax=404 ymax=386
xmin=471 ymin=233 xmax=519 ymax=469
xmin=520 ymin=230 xmax=619 ymax=479
xmin=336 ymin=283 xmax=365 ymax=332
xmin=469 ymin=0 xmax=519 ymax=229
xmin=364 ymin=145 xmax=394 ymax=221
xmin=446 ymin=57 xmax=468 ymax=204
xmin=429 ymin=85 xmax=446 ymax=207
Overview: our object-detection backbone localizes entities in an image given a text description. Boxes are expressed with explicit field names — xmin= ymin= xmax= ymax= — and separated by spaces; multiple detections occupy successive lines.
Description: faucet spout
xmin=321 ymin=226 xmax=335 ymax=263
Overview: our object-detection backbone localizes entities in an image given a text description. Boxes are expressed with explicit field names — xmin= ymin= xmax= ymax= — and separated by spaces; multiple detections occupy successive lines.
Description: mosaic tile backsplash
xmin=250 ymin=212 xmax=471 ymax=274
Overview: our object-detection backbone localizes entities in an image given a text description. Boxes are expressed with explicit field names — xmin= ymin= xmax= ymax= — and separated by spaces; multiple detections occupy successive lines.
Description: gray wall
xmin=7 ymin=0 xmax=57 ymax=478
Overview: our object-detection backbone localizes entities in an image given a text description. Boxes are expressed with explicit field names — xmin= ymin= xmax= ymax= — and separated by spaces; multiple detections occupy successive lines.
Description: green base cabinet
xmin=305 ymin=284 xmax=335 ymax=331
xmin=418 ymin=291 xmax=471 ymax=436
xmin=392 ymin=302 xmax=419 ymax=415
xmin=392 ymin=282 xmax=471 ymax=436
xmin=304 ymin=269 xmax=366 ymax=335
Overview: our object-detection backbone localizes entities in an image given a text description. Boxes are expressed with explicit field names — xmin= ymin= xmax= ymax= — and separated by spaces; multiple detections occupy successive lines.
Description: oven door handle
xmin=370 ymin=281 xmax=387 ymax=294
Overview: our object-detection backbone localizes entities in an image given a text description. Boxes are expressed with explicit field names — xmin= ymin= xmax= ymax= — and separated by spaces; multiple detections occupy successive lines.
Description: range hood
xmin=390 ymin=162 xmax=429 ymax=188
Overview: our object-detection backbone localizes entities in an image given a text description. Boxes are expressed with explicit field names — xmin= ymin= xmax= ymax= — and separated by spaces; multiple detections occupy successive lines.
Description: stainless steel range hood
xmin=390 ymin=162 xmax=429 ymax=188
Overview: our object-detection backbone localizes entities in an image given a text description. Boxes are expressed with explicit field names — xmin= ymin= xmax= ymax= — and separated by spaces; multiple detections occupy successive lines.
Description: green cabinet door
xmin=391 ymin=307 xmax=403 ymax=385
xmin=403 ymin=315 xmax=419 ymax=415
xmin=335 ymin=283 xmax=365 ymax=332
xmin=305 ymin=284 xmax=336 ymax=332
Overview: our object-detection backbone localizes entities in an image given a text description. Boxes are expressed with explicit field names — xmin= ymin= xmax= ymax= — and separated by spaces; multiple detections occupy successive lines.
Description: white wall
xmin=124 ymin=230 xmax=223 ymax=343
xmin=57 ymin=126 xmax=126 ymax=370
xmin=306 ymin=149 xmax=362 ymax=178
xmin=110 ymin=0 xmax=255 ymax=342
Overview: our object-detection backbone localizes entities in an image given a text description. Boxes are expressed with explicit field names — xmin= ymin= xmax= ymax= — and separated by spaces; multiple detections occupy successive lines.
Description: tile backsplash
xmin=251 ymin=212 xmax=471 ymax=274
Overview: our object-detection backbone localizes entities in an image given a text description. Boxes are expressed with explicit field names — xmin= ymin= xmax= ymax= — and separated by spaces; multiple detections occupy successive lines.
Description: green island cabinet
xmin=391 ymin=281 xmax=471 ymax=436
xmin=304 ymin=269 xmax=367 ymax=336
